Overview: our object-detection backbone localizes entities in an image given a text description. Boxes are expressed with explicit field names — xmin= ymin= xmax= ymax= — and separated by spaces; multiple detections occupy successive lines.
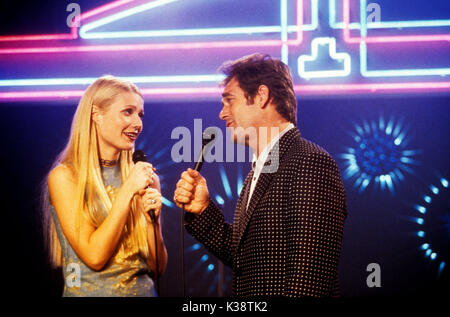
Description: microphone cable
xmin=181 ymin=203 xmax=185 ymax=297
xmin=132 ymin=150 xmax=160 ymax=296
xmin=148 ymin=210 xmax=160 ymax=296
xmin=180 ymin=127 xmax=217 ymax=297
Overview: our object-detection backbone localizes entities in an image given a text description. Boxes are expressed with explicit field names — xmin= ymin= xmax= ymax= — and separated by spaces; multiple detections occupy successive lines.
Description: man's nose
xmin=219 ymin=106 xmax=227 ymax=121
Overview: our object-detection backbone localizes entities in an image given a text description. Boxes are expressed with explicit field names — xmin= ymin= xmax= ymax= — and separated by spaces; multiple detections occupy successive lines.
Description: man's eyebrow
xmin=221 ymin=92 xmax=233 ymax=98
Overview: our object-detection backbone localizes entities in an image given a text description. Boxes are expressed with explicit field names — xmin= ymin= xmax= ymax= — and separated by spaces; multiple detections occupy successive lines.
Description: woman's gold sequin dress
xmin=49 ymin=165 xmax=156 ymax=297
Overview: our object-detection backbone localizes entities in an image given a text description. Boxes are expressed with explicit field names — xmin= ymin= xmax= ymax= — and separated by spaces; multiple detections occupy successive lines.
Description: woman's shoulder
xmin=48 ymin=164 xmax=76 ymax=188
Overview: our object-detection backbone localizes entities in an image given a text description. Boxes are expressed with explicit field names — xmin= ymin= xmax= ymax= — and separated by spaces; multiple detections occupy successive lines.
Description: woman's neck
xmin=98 ymin=148 xmax=120 ymax=166
xmin=99 ymin=158 xmax=119 ymax=167
xmin=98 ymin=143 xmax=120 ymax=161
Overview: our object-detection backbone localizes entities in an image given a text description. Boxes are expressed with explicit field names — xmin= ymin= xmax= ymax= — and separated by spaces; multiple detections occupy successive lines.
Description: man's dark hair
xmin=219 ymin=53 xmax=297 ymax=125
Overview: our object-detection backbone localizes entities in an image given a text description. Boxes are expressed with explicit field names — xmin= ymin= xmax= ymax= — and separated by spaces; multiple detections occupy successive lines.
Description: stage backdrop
xmin=0 ymin=94 xmax=448 ymax=297
xmin=0 ymin=0 xmax=448 ymax=297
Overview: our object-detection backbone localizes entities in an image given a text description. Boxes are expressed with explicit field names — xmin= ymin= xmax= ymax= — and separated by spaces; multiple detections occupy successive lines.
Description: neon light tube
xmin=342 ymin=0 xmax=450 ymax=43
xmin=298 ymin=37 xmax=351 ymax=79
xmin=0 ymin=75 xmax=226 ymax=87
xmin=80 ymin=0 xmax=182 ymax=36
xmin=2 ymin=82 xmax=450 ymax=101
xmin=0 ymin=0 xmax=132 ymax=42
xmin=330 ymin=0 xmax=450 ymax=30
xmin=360 ymin=42 xmax=450 ymax=77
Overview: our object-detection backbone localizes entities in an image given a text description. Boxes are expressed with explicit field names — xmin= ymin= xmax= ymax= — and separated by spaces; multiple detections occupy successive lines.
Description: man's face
xmin=219 ymin=78 xmax=260 ymax=145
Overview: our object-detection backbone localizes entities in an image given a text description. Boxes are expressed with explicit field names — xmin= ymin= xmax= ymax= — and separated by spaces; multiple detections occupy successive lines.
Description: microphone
xmin=194 ymin=127 xmax=218 ymax=172
xmin=132 ymin=150 xmax=156 ymax=222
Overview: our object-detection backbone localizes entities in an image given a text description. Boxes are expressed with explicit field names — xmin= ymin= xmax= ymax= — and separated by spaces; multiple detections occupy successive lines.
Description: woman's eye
xmin=124 ymin=109 xmax=133 ymax=115
xmin=139 ymin=112 xmax=144 ymax=118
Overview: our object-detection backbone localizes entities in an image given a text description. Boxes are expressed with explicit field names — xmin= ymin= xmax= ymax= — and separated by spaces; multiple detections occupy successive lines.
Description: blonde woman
xmin=42 ymin=75 xmax=167 ymax=296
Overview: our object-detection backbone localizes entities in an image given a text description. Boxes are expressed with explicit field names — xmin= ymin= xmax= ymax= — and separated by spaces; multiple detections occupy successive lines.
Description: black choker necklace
xmin=100 ymin=158 xmax=119 ymax=166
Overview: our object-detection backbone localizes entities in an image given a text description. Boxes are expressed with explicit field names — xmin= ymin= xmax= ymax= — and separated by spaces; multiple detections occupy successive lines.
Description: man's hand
xmin=173 ymin=168 xmax=210 ymax=214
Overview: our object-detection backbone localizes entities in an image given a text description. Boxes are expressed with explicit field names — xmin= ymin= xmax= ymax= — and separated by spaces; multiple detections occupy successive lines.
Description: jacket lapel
xmin=231 ymin=170 xmax=254 ymax=253
xmin=234 ymin=127 xmax=300 ymax=252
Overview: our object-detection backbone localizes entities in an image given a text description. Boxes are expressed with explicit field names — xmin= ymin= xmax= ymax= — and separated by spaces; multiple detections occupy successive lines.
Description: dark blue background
xmin=0 ymin=0 xmax=448 ymax=298
xmin=0 ymin=94 xmax=448 ymax=297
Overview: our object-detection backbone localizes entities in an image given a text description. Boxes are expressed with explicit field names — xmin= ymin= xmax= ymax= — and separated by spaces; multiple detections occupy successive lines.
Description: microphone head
xmin=132 ymin=150 xmax=147 ymax=163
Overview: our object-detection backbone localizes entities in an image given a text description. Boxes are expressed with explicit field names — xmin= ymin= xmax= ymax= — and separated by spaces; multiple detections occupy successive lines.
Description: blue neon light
xmin=0 ymin=0 xmax=323 ymax=89
xmin=303 ymin=0 xmax=319 ymax=31
xmin=80 ymin=0 xmax=319 ymax=40
xmin=328 ymin=0 xmax=450 ymax=30
xmin=281 ymin=0 xmax=289 ymax=64
xmin=0 ymin=75 xmax=226 ymax=87
xmin=80 ymin=0 xmax=180 ymax=38
xmin=162 ymin=196 xmax=174 ymax=208
xmin=415 ymin=205 xmax=427 ymax=214
xmin=298 ymin=37 xmax=351 ymax=79
xmin=359 ymin=0 xmax=450 ymax=78
xmin=83 ymin=26 xmax=301 ymax=39
xmin=327 ymin=0 xmax=450 ymax=78
xmin=438 ymin=262 xmax=446 ymax=276
xmin=430 ymin=186 xmax=439 ymax=195
xmin=340 ymin=117 xmax=419 ymax=193
xmin=215 ymin=194 xmax=225 ymax=205
xmin=412 ymin=175 xmax=448 ymax=276
xmin=237 ymin=174 xmax=243 ymax=197
xmin=360 ymin=42 xmax=450 ymax=78
xmin=219 ymin=167 xmax=232 ymax=199
xmin=2 ymin=0 xmax=450 ymax=100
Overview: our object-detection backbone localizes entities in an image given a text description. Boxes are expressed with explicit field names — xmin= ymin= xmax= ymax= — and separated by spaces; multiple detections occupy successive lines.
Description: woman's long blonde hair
xmin=42 ymin=75 xmax=149 ymax=267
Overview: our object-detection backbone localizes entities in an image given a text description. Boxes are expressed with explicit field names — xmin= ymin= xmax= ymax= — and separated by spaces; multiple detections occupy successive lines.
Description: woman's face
xmin=94 ymin=92 xmax=144 ymax=159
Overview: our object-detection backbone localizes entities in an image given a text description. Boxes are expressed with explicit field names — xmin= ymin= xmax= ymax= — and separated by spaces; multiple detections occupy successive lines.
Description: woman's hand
xmin=124 ymin=161 xmax=156 ymax=195
xmin=138 ymin=188 xmax=162 ymax=223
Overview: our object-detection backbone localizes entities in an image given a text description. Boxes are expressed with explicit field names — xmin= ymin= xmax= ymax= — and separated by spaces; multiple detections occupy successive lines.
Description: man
xmin=173 ymin=53 xmax=347 ymax=297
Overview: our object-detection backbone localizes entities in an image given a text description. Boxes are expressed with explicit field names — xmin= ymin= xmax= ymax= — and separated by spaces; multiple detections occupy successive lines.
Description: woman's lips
xmin=124 ymin=132 xmax=138 ymax=140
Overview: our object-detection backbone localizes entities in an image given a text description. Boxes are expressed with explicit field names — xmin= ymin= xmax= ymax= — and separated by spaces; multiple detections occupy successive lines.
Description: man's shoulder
xmin=286 ymin=136 xmax=333 ymax=162
xmin=276 ymin=138 xmax=341 ymax=183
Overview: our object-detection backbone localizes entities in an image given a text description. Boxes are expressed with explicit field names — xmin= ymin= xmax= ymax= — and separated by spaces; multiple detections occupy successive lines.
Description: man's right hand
xmin=174 ymin=168 xmax=210 ymax=214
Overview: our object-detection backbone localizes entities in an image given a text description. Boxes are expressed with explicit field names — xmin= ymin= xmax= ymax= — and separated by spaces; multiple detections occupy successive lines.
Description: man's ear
xmin=256 ymin=84 xmax=270 ymax=109
xmin=91 ymin=105 xmax=102 ymax=125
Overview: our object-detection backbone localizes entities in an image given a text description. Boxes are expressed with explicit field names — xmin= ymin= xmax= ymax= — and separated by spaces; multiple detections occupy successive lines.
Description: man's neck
xmin=253 ymin=121 xmax=291 ymax=158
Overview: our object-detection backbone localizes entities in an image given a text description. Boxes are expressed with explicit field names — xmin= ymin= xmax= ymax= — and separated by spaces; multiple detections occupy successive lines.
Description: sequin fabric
xmin=49 ymin=164 xmax=155 ymax=297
